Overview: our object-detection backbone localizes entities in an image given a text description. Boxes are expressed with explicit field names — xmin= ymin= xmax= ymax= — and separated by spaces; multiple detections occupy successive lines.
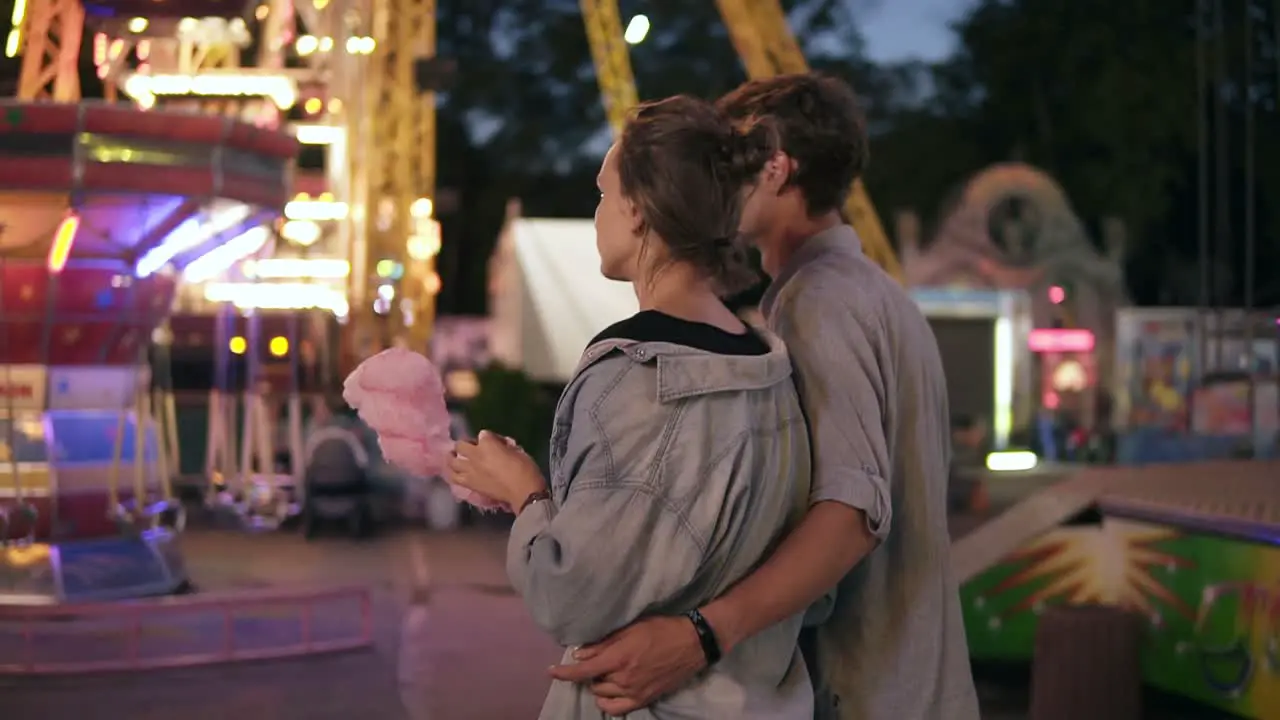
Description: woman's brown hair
xmin=616 ymin=95 xmax=775 ymax=296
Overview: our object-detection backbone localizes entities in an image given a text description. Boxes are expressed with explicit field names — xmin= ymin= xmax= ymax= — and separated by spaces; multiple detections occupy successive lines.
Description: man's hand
xmin=547 ymin=615 xmax=706 ymax=715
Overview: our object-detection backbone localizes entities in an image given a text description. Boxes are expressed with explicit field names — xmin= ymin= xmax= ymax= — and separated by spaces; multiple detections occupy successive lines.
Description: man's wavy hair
xmin=717 ymin=72 xmax=869 ymax=217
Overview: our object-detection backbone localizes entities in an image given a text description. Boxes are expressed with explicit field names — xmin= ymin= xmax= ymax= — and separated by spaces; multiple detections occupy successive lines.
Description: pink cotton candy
xmin=342 ymin=347 xmax=508 ymax=512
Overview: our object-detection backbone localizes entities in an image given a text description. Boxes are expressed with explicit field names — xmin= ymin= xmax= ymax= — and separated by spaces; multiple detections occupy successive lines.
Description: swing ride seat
xmin=0 ymin=496 xmax=188 ymax=606
xmin=206 ymin=472 xmax=300 ymax=532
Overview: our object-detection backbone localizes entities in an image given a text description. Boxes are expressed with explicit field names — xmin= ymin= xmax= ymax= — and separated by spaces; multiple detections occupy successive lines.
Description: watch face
xmin=987 ymin=193 xmax=1042 ymax=267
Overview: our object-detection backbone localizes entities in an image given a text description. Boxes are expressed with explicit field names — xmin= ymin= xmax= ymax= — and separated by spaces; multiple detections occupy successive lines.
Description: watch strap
xmin=685 ymin=608 xmax=722 ymax=666
xmin=518 ymin=490 xmax=551 ymax=514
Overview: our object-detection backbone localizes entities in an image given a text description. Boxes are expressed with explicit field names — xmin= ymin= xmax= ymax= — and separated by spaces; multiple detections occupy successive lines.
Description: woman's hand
xmin=447 ymin=431 xmax=547 ymax=511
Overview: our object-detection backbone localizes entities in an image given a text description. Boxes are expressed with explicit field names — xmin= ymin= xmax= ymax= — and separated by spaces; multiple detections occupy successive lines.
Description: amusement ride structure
xmin=1 ymin=55 xmax=297 ymax=613
xmin=4 ymin=3 xmax=1278 ymax=716
xmin=0 ymin=0 xmax=378 ymax=675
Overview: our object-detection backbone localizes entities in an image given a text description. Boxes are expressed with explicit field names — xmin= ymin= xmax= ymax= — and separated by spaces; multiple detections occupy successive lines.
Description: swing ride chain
xmin=112 ymin=497 xmax=186 ymax=535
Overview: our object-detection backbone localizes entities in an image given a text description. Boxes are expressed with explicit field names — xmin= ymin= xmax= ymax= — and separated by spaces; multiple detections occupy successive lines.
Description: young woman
xmin=446 ymin=96 xmax=814 ymax=719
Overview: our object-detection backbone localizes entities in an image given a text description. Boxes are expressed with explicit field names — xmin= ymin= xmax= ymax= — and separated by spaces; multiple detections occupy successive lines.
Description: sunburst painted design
xmin=982 ymin=522 xmax=1196 ymax=621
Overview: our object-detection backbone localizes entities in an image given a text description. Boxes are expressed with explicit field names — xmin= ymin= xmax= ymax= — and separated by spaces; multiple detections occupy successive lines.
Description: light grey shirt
xmin=508 ymin=329 xmax=815 ymax=719
xmin=762 ymin=225 xmax=981 ymax=720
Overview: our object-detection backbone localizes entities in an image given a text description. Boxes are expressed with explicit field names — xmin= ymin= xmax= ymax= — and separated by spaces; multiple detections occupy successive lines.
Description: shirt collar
xmin=761 ymin=224 xmax=863 ymax=315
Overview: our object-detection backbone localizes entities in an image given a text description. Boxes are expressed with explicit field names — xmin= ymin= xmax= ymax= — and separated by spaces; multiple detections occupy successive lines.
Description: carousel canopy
xmin=0 ymin=102 xmax=297 ymax=366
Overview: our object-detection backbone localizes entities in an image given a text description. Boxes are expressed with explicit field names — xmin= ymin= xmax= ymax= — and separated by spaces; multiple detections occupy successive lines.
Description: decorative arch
xmin=907 ymin=163 xmax=1112 ymax=291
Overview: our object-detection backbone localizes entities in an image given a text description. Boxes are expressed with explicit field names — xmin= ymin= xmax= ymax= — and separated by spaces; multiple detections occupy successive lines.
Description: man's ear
xmin=764 ymin=151 xmax=796 ymax=194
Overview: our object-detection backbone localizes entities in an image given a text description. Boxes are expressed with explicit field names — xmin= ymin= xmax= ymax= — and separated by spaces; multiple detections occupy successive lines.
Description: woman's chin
xmin=599 ymin=265 xmax=631 ymax=283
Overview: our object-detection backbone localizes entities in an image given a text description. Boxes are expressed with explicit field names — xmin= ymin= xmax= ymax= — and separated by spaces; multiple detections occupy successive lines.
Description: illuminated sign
xmin=1028 ymin=328 xmax=1095 ymax=354
xmin=0 ymin=365 xmax=47 ymax=410
xmin=122 ymin=72 xmax=298 ymax=110
xmin=0 ymin=383 xmax=33 ymax=398
xmin=47 ymin=367 xmax=139 ymax=410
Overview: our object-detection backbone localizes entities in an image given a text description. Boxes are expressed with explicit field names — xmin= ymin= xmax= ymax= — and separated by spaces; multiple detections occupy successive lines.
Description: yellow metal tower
xmin=362 ymin=0 xmax=439 ymax=354
xmin=12 ymin=0 xmax=83 ymax=101
xmin=580 ymin=0 xmax=639 ymax=134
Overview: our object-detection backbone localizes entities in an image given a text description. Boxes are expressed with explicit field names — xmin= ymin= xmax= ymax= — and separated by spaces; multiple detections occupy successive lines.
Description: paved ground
xmin=0 ymin=501 xmax=1221 ymax=720
xmin=0 ymin=526 xmax=558 ymax=720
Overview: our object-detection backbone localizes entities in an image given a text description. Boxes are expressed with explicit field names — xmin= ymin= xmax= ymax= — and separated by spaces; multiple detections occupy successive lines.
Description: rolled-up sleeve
xmin=507 ymin=482 xmax=702 ymax=647
xmin=771 ymin=283 xmax=893 ymax=540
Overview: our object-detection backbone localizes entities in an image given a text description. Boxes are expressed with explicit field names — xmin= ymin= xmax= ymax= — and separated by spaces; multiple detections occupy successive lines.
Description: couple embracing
xmin=446 ymin=73 xmax=980 ymax=720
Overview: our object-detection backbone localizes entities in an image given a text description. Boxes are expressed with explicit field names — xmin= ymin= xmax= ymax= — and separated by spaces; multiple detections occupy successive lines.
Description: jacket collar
xmin=573 ymin=329 xmax=792 ymax=403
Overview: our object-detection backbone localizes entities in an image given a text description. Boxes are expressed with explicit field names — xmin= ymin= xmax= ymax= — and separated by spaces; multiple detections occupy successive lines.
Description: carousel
xmin=0 ymin=100 xmax=296 ymax=604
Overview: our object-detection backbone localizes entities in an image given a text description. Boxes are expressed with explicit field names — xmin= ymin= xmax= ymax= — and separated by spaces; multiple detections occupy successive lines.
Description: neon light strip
xmin=46 ymin=213 xmax=80 ymax=273
xmin=135 ymin=202 xmax=252 ymax=277
xmin=1028 ymin=328 xmax=1095 ymax=353
xmin=284 ymin=200 xmax=348 ymax=221
xmin=121 ymin=73 xmax=298 ymax=110
xmin=986 ymin=450 xmax=1037 ymax=472
xmin=183 ymin=226 xmax=272 ymax=283
xmin=993 ymin=316 xmax=1014 ymax=450
xmin=292 ymin=124 xmax=345 ymax=145
xmin=243 ymin=258 xmax=350 ymax=279
xmin=203 ymin=282 xmax=350 ymax=316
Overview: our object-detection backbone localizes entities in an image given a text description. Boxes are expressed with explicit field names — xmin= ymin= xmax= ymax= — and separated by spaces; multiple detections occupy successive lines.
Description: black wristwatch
xmin=685 ymin=608 xmax=723 ymax=666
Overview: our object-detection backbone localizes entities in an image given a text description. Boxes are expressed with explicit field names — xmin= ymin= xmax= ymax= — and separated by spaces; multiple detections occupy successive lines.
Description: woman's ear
xmin=627 ymin=197 xmax=646 ymax=237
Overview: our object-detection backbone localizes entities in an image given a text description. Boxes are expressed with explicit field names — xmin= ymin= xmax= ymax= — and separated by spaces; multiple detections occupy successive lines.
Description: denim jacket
xmin=507 ymin=329 xmax=814 ymax=720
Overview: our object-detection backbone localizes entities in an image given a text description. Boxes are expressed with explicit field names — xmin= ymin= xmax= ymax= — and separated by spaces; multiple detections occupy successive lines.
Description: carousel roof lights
xmin=183 ymin=225 xmax=272 ymax=284
xmin=292 ymin=124 xmax=344 ymax=145
xmin=243 ymin=258 xmax=350 ymax=279
xmin=135 ymin=201 xmax=254 ymax=278
xmin=122 ymin=72 xmax=299 ymax=110
xmin=203 ymin=282 xmax=350 ymax=316
xmin=175 ymin=16 xmax=251 ymax=46
xmin=284 ymin=199 xmax=348 ymax=222
xmin=46 ymin=213 xmax=81 ymax=274
xmin=280 ymin=219 xmax=322 ymax=246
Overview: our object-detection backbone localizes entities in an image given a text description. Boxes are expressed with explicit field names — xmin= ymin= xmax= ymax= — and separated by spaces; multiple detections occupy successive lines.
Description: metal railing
xmin=0 ymin=584 xmax=373 ymax=674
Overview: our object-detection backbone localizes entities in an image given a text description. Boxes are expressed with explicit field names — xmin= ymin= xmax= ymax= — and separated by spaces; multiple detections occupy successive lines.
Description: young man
xmin=549 ymin=73 xmax=980 ymax=719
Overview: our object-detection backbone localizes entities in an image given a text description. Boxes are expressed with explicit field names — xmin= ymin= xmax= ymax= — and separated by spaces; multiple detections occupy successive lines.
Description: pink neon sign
xmin=1028 ymin=328 xmax=1095 ymax=353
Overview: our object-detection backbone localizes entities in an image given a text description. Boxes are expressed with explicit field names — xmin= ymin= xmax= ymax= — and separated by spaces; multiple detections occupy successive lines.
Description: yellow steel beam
xmin=15 ymin=0 xmax=83 ymax=101
xmin=581 ymin=0 xmax=639 ymax=135
xmin=364 ymin=0 xmax=438 ymax=352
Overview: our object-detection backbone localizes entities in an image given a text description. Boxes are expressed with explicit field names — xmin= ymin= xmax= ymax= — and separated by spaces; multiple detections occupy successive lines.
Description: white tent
xmin=489 ymin=212 xmax=638 ymax=383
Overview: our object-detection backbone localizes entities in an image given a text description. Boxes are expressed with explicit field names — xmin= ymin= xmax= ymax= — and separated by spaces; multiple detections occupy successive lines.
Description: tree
xmin=890 ymin=0 xmax=1280 ymax=306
